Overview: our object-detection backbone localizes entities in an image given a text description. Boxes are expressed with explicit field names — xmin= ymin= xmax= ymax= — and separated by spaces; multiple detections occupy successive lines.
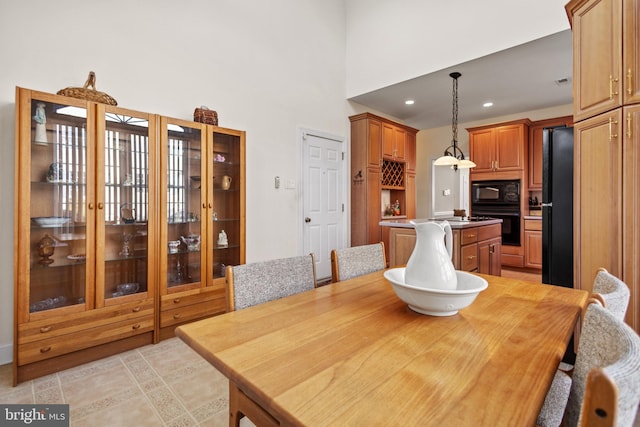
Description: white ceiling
xmin=348 ymin=30 xmax=573 ymax=130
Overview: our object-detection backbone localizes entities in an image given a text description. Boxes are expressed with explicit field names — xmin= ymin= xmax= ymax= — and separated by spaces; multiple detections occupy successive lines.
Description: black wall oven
xmin=471 ymin=180 xmax=521 ymax=246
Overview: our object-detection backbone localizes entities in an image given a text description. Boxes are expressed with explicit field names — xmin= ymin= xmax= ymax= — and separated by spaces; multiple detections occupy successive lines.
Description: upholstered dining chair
xmin=536 ymin=303 xmax=640 ymax=427
xmin=591 ymin=267 xmax=630 ymax=322
xmin=225 ymin=254 xmax=317 ymax=311
xmin=330 ymin=242 xmax=386 ymax=283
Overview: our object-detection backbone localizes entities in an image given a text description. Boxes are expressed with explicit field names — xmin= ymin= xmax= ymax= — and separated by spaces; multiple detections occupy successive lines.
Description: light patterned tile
xmin=165 ymin=413 xmax=198 ymax=427
xmin=126 ymin=358 xmax=160 ymax=385
xmin=70 ymin=385 xmax=140 ymax=420
xmin=146 ymin=385 xmax=188 ymax=422
xmin=167 ymin=366 xmax=227 ymax=413
xmin=62 ymin=363 xmax=137 ymax=409
xmin=34 ymin=385 xmax=64 ymax=403
xmin=71 ymin=393 xmax=162 ymax=427
xmin=33 ymin=374 xmax=59 ymax=392
xmin=190 ymin=397 xmax=228 ymax=424
xmin=58 ymin=357 xmax=123 ymax=384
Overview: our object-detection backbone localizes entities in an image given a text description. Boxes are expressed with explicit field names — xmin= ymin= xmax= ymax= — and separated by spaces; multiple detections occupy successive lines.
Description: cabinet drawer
xmin=460 ymin=244 xmax=478 ymax=271
xmin=525 ymin=219 xmax=542 ymax=231
xmin=18 ymin=316 xmax=154 ymax=366
xmin=160 ymin=287 xmax=224 ymax=311
xmin=460 ymin=229 xmax=478 ymax=245
xmin=477 ymin=223 xmax=501 ymax=241
xmin=18 ymin=300 xmax=154 ymax=345
xmin=161 ymin=300 xmax=225 ymax=328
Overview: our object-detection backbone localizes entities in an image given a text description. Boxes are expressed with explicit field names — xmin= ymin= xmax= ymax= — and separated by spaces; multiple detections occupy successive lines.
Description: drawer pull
xmin=40 ymin=346 xmax=51 ymax=353
xmin=39 ymin=326 xmax=52 ymax=333
xmin=467 ymin=256 xmax=476 ymax=260
xmin=132 ymin=323 xmax=141 ymax=330
xmin=173 ymin=314 xmax=182 ymax=320
xmin=132 ymin=306 xmax=141 ymax=313
xmin=173 ymin=298 xmax=181 ymax=304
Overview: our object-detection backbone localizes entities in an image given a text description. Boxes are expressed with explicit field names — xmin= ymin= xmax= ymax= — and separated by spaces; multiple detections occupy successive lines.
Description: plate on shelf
xmin=67 ymin=254 xmax=86 ymax=261
xmin=32 ymin=217 xmax=71 ymax=227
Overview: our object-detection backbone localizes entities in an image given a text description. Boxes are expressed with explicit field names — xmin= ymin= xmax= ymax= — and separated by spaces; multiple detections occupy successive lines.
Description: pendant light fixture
xmin=434 ymin=72 xmax=476 ymax=170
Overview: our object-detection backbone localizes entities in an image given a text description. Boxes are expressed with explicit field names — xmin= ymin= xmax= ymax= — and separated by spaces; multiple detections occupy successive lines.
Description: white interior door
xmin=300 ymin=129 xmax=345 ymax=280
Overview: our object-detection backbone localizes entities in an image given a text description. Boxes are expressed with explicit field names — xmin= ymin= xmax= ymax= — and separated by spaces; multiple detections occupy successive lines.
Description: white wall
xmin=0 ymin=0 xmax=347 ymax=363
xmin=345 ymin=0 xmax=571 ymax=97
xmin=416 ymin=103 xmax=574 ymax=219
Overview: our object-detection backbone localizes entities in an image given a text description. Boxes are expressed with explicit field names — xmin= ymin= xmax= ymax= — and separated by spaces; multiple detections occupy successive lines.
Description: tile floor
xmin=0 ymin=338 xmax=229 ymax=426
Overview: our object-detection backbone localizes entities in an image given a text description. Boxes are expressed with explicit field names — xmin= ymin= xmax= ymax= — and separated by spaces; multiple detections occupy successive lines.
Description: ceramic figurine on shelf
xmin=217 ymin=230 xmax=228 ymax=248
xmin=37 ymin=234 xmax=56 ymax=265
xmin=33 ymin=102 xmax=48 ymax=145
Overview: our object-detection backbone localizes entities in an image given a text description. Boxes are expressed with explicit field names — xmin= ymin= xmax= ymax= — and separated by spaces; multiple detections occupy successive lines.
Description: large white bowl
xmin=384 ymin=268 xmax=488 ymax=316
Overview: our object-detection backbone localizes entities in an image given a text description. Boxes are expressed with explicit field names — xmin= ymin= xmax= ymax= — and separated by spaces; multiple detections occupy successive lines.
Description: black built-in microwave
xmin=471 ymin=180 xmax=520 ymax=207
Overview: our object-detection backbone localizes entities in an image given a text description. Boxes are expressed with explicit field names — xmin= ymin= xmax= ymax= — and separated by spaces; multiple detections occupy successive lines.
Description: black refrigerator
xmin=542 ymin=125 xmax=575 ymax=364
xmin=542 ymin=126 xmax=574 ymax=287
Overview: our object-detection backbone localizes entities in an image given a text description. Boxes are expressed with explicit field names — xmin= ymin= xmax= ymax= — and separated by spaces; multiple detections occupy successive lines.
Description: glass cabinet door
xmin=209 ymin=130 xmax=245 ymax=282
xmin=22 ymin=92 xmax=93 ymax=316
xmin=160 ymin=118 xmax=206 ymax=292
xmin=96 ymin=105 xmax=156 ymax=305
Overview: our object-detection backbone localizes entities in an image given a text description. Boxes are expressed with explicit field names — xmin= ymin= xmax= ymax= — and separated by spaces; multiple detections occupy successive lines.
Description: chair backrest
xmin=330 ymin=242 xmax=386 ymax=283
xmin=226 ymin=254 xmax=317 ymax=311
xmin=564 ymin=303 xmax=640 ymax=427
xmin=592 ymin=268 xmax=630 ymax=322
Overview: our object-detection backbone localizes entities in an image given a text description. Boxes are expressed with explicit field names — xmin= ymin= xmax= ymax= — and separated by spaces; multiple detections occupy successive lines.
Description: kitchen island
xmin=380 ymin=218 xmax=503 ymax=275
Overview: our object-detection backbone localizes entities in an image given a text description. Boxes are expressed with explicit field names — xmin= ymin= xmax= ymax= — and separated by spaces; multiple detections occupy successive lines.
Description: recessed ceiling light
xmin=405 ymin=99 xmax=415 ymax=105
xmin=483 ymin=102 xmax=494 ymax=108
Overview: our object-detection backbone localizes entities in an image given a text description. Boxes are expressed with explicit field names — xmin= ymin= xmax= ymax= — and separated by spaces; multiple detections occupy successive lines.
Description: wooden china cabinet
xmin=14 ymin=88 xmax=157 ymax=384
xmin=566 ymin=0 xmax=640 ymax=332
xmin=158 ymin=118 xmax=245 ymax=339
xmin=13 ymin=87 xmax=246 ymax=383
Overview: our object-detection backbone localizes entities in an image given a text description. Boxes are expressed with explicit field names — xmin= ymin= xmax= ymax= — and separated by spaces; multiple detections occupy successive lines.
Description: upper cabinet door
xmin=623 ymin=0 xmax=640 ymax=104
xmin=16 ymin=89 xmax=95 ymax=322
xmin=571 ymin=0 xmax=623 ymax=121
xmin=94 ymin=104 xmax=157 ymax=308
xmin=469 ymin=128 xmax=495 ymax=172
xmin=495 ymin=124 xmax=525 ymax=171
xmin=159 ymin=117 xmax=207 ymax=294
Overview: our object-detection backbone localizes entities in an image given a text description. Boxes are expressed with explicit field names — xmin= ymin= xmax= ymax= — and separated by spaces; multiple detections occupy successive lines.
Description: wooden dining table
xmin=176 ymin=270 xmax=589 ymax=427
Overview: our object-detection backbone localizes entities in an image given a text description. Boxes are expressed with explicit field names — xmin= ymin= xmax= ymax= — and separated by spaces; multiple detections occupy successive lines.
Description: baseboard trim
xmin=0 ymin=342 xmax=13 ymax=365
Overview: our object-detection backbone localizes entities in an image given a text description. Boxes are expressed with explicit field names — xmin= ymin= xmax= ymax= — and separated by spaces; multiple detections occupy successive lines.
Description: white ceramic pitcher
xmin=404 ymin=220 xmax=457 ymax=290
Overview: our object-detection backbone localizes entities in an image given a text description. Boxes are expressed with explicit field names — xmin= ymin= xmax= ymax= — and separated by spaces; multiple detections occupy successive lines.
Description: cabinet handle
xmin=88 ymin=202 xmax=94 ymax=210
xmin=132 ymin=323 xmax=141 ymax=330
xmin=202 ymin=203 xmax=207 ymax=209
xmin=173 ymin=314 xmax=182 ymax=320
xmin=132 ymin=306 xmax=141 ymax=313
xmin=40 ymin=346 xmax=51 ymax=353
xmin=489 ymin=244 xmax=495 ymax=254
xmin=609 ymin=75 xmax=619 ymax=99
xmin=208 ymin=202 xmax=213 ymax=209
xmin=627 ymin=112 xmax=633 ymax=139
xmin=39 ymin=326 xmax=52 ymax=333
xmin=628 ymin=68 xmax=633 ymax=95
xmin=467 ymin=255 xmax=476 ymax=260
xmin=173 ymin=298 xmax=181 ymax=304
xmin=609 ymin=117 xmax=619 ymax=141
xmin=97 ymin=202 xmax=104 ymax=210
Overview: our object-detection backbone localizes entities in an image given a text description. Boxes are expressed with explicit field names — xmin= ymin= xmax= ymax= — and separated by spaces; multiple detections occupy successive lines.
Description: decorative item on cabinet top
xmin=193 ymin=106 xmax=218 ymax=125
xmin=56 ymin=71 xmax=117 ymax=105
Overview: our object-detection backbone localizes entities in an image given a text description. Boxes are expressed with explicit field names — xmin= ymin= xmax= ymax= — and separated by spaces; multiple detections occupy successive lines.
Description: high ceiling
xmin=348 ymin=30 xmax=573 ymax=130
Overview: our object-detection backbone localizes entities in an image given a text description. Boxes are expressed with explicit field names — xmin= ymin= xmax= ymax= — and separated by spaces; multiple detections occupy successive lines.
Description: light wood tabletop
xmin=176 ymin=270 xmax=589 ymax=427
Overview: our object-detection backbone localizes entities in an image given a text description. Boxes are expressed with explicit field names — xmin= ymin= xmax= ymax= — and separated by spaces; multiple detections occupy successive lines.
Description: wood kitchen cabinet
xmin=468 ymin=119 xmax=531 ymax=176
xmin=349 ymin=113 xmax=417 ymax=249
xmin=383 ymin=123 xmax=405 ymax=161
xmin=566 ymin=0 xmax=640 ymax=122
xmin=158 ymin=118 xmax=245 ymax=340
xmin=14 ymin=88 xmax=157 ymax=384
xmin=524 ymin=218 xmax=542 ymax=269
xmin=568 ymin=0 xmax=640 ymax=333
xmin=528 ymin=116 xmax=573 ymax=190
xmin=387 ymin=222 xmax=501 ymax=276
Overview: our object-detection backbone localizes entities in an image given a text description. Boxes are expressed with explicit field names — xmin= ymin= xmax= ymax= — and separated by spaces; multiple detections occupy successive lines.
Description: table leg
xmin=228 ymin=382 xmax=280 ymax=427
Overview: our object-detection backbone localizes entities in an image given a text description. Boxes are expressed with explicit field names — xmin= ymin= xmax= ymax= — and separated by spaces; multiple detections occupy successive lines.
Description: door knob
xmin=305 ymin=217 xmax=311 ymax=223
